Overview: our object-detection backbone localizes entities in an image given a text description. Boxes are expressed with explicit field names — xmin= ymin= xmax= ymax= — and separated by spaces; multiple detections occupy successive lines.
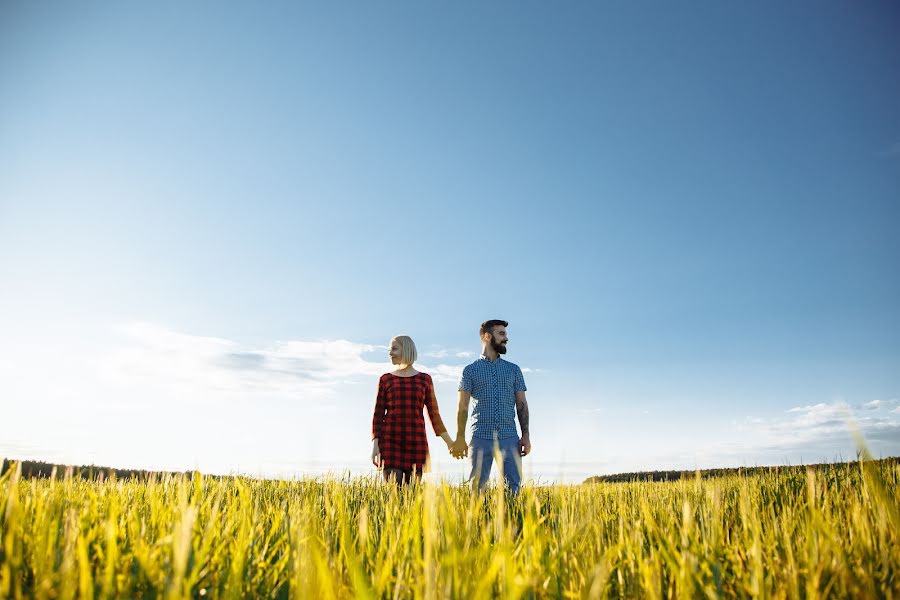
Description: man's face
xmin=486 ymin=326 xmax=508 ymax=354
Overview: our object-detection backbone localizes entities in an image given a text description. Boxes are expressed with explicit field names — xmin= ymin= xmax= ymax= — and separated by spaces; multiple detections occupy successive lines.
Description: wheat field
xmin=1 ymin=458 xmax=898 ymax=599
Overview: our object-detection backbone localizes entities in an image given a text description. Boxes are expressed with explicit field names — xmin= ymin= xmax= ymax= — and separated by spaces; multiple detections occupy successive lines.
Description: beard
xmin=490 ymin=334 xmax=507 ymax=355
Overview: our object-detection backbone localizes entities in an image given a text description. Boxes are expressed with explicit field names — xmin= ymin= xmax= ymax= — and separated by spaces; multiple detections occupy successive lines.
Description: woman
xmin=371 ymin=335 xmax=453 ymax=485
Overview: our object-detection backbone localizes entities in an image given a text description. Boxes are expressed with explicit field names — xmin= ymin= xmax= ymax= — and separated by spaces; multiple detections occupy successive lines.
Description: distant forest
xmin=3 ymin=456 xmax=897 ymax=484
xmin=584 ymin=456 xmax=899 ymax=483
xmin=0 ymin=459 xmax=195 ymax=482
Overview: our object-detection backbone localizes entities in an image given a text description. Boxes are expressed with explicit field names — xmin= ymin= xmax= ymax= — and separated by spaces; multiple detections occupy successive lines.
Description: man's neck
xmin=481 ymin=346 xmax=499 ymax=361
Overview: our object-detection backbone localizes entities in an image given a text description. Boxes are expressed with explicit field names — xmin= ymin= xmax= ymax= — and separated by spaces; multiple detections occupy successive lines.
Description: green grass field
xmin=1 ymin=458 xmax=897 ymax=599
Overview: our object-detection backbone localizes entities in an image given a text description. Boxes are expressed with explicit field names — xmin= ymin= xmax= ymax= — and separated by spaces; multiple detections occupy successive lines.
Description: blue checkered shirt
xmin=458 ymin=356 xmax=527 ymax=440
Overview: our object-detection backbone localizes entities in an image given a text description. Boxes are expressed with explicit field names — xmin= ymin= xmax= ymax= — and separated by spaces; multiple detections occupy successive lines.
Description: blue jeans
xmin=468 ymin=436 xmax=522 ymax=493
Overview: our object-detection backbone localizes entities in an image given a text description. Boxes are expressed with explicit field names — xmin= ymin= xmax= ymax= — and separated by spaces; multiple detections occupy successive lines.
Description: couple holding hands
xmin=371 ymin=319 xmax=531 ymax=493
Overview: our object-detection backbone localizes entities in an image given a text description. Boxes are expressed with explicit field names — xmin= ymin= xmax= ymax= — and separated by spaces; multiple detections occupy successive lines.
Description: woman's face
xmin=388 ymin=339 xmax=402 ymax=365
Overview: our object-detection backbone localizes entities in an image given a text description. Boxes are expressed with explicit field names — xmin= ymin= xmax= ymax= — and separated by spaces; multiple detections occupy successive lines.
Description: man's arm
xmin=451 ymin=390 xmax=471 ymax=458
xmin=516 ymin=390 xmax=531 ymax=456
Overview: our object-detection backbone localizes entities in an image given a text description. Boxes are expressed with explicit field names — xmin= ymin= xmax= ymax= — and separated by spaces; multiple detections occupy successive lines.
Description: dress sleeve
xmin=372 ymin=376 xmax=387 ymax=441
xmin=423 ymin=374 xmax=447 ymax=436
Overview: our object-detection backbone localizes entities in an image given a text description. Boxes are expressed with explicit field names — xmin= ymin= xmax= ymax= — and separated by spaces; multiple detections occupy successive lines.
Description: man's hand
xmin=519 ymin=434 xmax=531 ymax=457
xmin=450 ymin=438 xmax=468 ymax=459
xmin=371 ymin=439 xmax=381 ymax=467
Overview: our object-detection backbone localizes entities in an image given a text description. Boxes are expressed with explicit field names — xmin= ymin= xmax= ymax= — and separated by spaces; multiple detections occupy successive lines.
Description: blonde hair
xmin=391 ymin=335 xmax=417 ymax=367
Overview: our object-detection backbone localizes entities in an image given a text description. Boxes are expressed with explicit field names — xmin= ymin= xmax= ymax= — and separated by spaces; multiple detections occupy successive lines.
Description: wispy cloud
xmin=735 ymin=399 xmax=900 ymax=458
xmin=423 ymin=348 xmax=474 ymax=360
xmin=420 ymin=363 xmax=464 ymax=384
xmin=105 ymin=322 xmax=473 ymax=397
xmin=604 ymin=399 xmax=900 ymax=475
xmin=862 ymin=399 xmax=898 ymax=411
xmin=101 ymin=322 xmax=385 ymax=399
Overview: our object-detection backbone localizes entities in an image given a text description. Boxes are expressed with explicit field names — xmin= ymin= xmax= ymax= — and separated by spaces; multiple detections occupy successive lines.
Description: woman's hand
xmin=371 ymin=439 xmax=381 ymax=467
xmin=450 ymin=438 xmax=468 ymax=459
xmin=440 ymin=432 xmax=465 ymax=459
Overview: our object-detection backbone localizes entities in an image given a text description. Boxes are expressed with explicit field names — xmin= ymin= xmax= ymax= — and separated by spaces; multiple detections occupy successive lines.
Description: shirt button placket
xmin=491 ymin=362 xmax=497 ymax=433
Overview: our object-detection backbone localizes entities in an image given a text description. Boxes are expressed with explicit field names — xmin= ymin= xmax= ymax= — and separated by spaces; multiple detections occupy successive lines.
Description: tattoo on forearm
xmin=517 ymin=401 xmax=529 ymax=436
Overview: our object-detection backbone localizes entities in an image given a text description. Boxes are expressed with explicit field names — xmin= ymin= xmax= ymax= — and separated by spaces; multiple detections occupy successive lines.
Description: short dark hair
xmin=480 ymin=319 xmax=508 ymax=337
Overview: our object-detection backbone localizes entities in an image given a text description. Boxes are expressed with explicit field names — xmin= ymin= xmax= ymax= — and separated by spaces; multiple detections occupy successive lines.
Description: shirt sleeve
xmin=423 ymin=375 xmax=447 ymax=436
xmin=372 ymin=376 xmax=387 ymax=440
xmin=459 ymin=364 xmax=474 ymax=393
xmin=514 ymin=366 xmax=527 ymax=393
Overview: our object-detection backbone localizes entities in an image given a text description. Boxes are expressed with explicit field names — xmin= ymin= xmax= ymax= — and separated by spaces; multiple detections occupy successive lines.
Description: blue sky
xmin=1 ymin=2 xmax=898 ymax=482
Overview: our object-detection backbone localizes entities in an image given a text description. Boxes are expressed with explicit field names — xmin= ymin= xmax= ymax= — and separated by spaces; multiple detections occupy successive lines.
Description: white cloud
xmin=862 ymin=399 xmax=898 ymax=411
xmin=734 ymin=400 xmax=900 ymax=459
xmin=418 ymin=362 xmax=464 ymax=384
xmin=102 ymin=322 xmax=386 ymax=400
xmin=102 ymin=323 xmax=483 ymax=399
xmin=423 ymin=348 xmax=475 ymax=360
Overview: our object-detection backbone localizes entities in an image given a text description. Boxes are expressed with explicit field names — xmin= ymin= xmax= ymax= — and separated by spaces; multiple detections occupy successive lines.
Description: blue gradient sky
xmin=1 ymin=2 xmax=898 ymax=481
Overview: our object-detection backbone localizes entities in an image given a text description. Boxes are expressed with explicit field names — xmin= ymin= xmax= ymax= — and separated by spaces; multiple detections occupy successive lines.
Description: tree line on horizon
xmin=584 ymin=455 xmax=899 ymax=483
xmin=3 ymin=455 xmax=897 ymax=484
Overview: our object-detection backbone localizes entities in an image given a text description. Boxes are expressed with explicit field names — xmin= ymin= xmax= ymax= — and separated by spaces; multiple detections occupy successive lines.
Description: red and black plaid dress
xmin=372 ymin=372 xmax=447 ymax=473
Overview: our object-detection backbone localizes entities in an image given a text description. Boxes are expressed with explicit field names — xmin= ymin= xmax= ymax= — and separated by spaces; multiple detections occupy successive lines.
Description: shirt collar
xmin=480 ymin=353 xmax=502 ymax=363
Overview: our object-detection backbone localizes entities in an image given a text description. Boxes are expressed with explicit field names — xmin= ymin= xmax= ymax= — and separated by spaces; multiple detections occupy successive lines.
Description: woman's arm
xmin=371 ymin=439 xmax=381 ymax=467
xmin=424 ymin=376 xmax=451 ymax=448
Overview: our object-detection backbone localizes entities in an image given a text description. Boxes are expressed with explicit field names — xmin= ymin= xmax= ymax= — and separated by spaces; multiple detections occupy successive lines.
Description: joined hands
xmin=447 ymin=438 xmax=468 ymax=459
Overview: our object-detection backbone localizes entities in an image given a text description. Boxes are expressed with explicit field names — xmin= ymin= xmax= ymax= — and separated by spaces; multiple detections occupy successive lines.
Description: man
xmin=450 ymin=319 xmax=531 ymax=493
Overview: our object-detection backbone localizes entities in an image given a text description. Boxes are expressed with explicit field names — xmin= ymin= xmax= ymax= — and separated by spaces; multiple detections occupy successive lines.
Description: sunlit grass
xmin=1 ymin=458 xmax=897 ymax=598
